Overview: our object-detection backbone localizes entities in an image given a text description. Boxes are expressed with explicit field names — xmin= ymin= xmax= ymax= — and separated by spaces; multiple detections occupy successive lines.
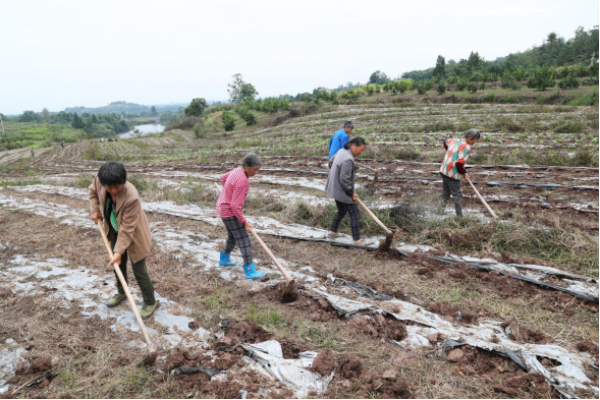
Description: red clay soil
xmin=278 ymin=339 xmax=310 ymax=359
xmin=312 ymin=349 xmax=336 ymax=376
xmin=427 ymin=302 xmax=479 ymax=324
xmin=370 ymin=314 xmax=408 ymax=341
xmin=225 ymin=320 xmax=274 ymax=344
xmin=338 ymin=355 xmax=363 ymax=380
xmin=260 ymin=281 xmax=299 ymax=304
xmin=576 ymin=341 xmax=599 ymax=367
xmin=446 ymin=345 xmax=559 ymax=398
xmin=501 ymin=320 xmax=554 ymax=344
xmin=416 ymin=255 xmax=599 ymax=314
xmin=16 ymin=357 xmax=52 ymax=375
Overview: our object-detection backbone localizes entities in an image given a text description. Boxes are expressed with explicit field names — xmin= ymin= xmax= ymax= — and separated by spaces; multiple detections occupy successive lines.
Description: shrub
xmin=501 ymin=71 xmax=516 ymax=89
xmin=184 ymin=98 xmax=207 ymax=117
xmin=527 ymin=66 xmax=555 ymax=91
xmin=236 ymin=106 xmax=257 ymax=125
xmin=340 ymin=89 xmax=361 ymax=101
xmin=513 ymin=67 xmax=527 ymax=81
xmin=469 ymin=71 xmax=484 ymax=82
xmin=221 ymin=111 xmax=235 ymax=131
xmin=467 ymin=83 xmax=478 ymax=93
xmin=437 ymin=81 xmax=447 ymax=95
xmin=456 ymin=79 xmax=468 ymax=91
xmin=589 ymin=62 xmax=599 ymax=84
xmin=558 ymin=73 xmax=580 ymax=89
xmin=166 ymin=115 xmax=203 ymax=130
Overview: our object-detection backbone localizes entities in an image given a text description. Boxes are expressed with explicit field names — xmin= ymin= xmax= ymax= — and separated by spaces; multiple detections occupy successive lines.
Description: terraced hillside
xmin=0 ymin=102 xmax=597 ymax=398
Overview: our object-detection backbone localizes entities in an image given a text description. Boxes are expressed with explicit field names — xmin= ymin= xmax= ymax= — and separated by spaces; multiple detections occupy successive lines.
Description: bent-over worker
xmin=89 ymin=161 xmax=159 ymax=319
xmin=439 ymin=128 xmax=481 ymax=217
xmin=216 ymin=153 xmax=266 ymax=280
xmin=325 ymin=137 xmax=367 ymax=244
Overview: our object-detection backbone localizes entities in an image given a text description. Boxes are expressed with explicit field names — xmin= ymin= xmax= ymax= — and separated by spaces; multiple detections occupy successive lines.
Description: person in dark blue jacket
xmin=328 ymin=121 xmax=354 ymax=160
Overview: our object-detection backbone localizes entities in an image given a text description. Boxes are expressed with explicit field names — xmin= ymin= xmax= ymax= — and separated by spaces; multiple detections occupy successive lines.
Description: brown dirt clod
xmin=338 ymin=355 xmax=363 ymax=380
xmin=164 ymin=351 xmax=186 ymax=371
xmin=280 ymin=281 xmax=298 ymax=303
xmin=27 ymin=357 xmax=52 ymax=374
xmin=226 ymin=320 xmax=273 ymax=344
xmin=312 ymin=350 xmax=335 ymax=376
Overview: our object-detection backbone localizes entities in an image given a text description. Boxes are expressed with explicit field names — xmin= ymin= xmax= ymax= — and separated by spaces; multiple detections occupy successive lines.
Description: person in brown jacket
xmin=89 ymin=161 xmax=159 ymax=319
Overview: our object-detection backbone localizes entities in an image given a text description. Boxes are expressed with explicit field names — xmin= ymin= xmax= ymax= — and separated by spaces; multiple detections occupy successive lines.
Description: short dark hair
xmin=343 ymin=136 xmax=367 ymax=150
xmin=343 ymin=121 xmax=355 ymax=129
xmin=98 ymin=162 xmax=127 ymax=186
xmin=464 ymin=128 xmax=481 ymax=140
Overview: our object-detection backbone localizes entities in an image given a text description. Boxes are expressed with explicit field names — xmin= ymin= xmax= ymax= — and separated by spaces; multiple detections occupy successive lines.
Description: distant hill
xmin=64 ymin=101 xmax=190 ymax=116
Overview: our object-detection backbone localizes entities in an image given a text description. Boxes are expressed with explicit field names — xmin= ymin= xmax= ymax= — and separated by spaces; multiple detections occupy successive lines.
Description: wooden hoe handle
xmin=249 ymin=228 xmax=293 ymax=283
xmin=466 ymin=178 xmax=499 ymax=219
xmin=96 ymin=220 xmax=156 ymax=352
xmin=356 ymin=198 xmax=393 ymax=236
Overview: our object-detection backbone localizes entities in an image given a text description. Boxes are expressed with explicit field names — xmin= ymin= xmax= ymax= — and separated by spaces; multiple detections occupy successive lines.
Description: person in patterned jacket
xmin=439 ymin=129 xmax=481 ymax=216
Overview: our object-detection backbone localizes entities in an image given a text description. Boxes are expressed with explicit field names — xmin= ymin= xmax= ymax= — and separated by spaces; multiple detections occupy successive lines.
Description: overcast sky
xmin=1 ymin=0 xmax=598 ymax=114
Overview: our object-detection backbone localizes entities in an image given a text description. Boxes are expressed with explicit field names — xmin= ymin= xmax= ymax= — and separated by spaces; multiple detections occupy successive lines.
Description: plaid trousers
xmin=221 ymin=216 xmax=253 ymax=265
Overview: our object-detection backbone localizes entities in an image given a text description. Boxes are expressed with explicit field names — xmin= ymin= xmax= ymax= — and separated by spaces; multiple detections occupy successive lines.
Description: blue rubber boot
xmin=243 ymin=263 xmax=265 ymax=280
xmin=219 ymin=252 xmax=237 ymax=267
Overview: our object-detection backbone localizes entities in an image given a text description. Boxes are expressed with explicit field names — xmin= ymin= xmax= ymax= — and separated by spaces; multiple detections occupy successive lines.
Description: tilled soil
xmin=446 ymin=345 xmax=559 ymax=398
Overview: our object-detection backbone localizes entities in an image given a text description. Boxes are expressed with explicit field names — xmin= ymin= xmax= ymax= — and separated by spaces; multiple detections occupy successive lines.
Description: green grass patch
xmin=247 ymin=302 xmax=286 ymax=329
xmin=0 ymin=177 xmax=41 ymax=187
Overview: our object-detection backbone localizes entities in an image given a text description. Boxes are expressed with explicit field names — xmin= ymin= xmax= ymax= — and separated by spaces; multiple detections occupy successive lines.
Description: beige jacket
xmin=89 ymin=176 xmax=152 ymax=263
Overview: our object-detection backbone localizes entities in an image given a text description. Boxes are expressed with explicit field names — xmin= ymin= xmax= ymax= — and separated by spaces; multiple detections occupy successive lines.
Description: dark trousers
xmin=222 ymin=217 xmax=253 ymax=265
xmin=441 ymin=174 xmax=463 ymax=216
xmin=331 ymin=200 xmax=361 ymax=240
xmin=110 ymin=236 xmax=156 ymax=305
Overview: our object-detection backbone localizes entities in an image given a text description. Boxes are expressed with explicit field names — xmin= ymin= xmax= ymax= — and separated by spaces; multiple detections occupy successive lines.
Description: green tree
xmin=437 ymin=81 xmax=447 ymax=95
xmin=469 ymin=71 xmax=484 ymax=82
xmin=467 ymin=51 xmax=483 ymax=71
xmin=19 ymin=111 xmax=41 ymax=123
xmin=236 ymin=106 xmax=257 ymax=125
xmin=433 ymin=55 xmax=446 ymax=79
xmin=42 ymin=108 xmax=50 ymax=121
xmin=501 ymin=71 xmax=516 ymax=88
xmin=368 ymin=70 xmax=389 ymax=84
xmin=71 ymin=113 xmax=85 ymax=129
xmin=228 ymin=74 xmax=258 ymax=103
xmin=527 ymin=66 xmax=555 ymax=90
xmin=513 ymin=67 xmax=527 ymax=81
xmin=184 ymin=98 xmax=208 ymax=117
xmin=558 ymin=72 xmax=579 ymax=89
xmin=151 ymin=106 xmax=158 ymax=116
xmin=221 ymin=111 xmax=235 ymax=131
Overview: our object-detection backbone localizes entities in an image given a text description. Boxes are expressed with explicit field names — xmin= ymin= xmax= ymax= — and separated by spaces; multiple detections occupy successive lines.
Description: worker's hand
xmin=109 ymin=253 xmax=122 ymax=270
xmin=352 ymin=193 xmax=359 ymax=201
xmin=91 ymin=212 xmax=102 ymax=223
xmin=244 ymin=221 xmax=253 ymax=232
xmin=464 ymin=173 xmax=470 ymax=181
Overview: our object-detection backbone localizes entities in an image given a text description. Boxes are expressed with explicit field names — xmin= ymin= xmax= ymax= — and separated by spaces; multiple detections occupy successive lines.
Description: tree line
xmin=399 ymin=27 xmax=598 ymax=86
xmin=7 ymin=110 xmax=130 ymax=137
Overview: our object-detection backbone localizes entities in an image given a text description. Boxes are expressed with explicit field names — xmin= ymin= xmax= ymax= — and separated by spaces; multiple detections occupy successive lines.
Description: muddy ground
xmin=0 ymin=103 xmax=598 ymax=398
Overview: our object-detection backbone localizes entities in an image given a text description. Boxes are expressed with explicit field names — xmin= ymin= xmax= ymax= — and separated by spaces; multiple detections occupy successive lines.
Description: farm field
xmin=0 ymin=102 xmax=598 ymax=398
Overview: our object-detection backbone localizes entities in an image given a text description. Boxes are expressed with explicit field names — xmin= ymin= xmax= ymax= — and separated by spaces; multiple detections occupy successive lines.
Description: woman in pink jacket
xmin=216 ymin=153 xmax=265 ymax=279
